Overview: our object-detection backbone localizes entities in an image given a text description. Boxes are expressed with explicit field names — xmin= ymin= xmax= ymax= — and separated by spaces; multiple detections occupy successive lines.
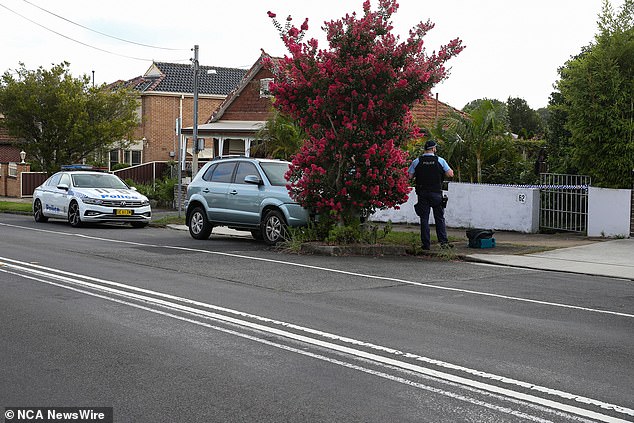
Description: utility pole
xmin=191 ymin=45 xmax=200 ymax=178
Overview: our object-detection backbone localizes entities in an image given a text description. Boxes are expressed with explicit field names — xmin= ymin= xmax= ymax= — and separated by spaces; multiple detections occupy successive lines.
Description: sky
xmin=0 ymin=0 xmax=623 ymax=110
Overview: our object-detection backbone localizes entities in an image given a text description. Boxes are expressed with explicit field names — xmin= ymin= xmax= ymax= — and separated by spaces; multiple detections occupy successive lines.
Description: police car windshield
xmin=259 ymin=162 xmax=290 ymax=186
xmin=72 ymin=174 xmax=128 ymax=189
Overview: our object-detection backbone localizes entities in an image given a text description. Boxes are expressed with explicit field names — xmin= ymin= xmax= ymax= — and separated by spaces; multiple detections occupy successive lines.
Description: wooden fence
xmin=21 ymin=172 xmax=47 ymax=197
xmin=113 ymin=161 xmax=171 ymax=185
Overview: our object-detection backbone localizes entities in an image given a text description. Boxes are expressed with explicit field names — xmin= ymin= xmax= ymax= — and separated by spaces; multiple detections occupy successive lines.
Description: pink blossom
xmin=264 ymin=0 xmax=463 ymax=222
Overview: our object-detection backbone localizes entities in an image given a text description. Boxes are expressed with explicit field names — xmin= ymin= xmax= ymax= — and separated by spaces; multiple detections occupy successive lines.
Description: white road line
xmin=0 ymin=267 xmax=566 ymax=423
xmin=1 ymin=222 xmax=632 ymax=319
xmin=1 ymin=258 xmax=632 ymax=422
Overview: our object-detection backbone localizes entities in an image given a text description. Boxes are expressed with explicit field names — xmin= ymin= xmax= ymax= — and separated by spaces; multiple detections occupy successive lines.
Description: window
xmin=260 ymin=78 xmax=274 ymax=98
xmin=8 ymin=162 xmax=17 ymax=177
xmin=202 ymin=164 xmax=217 ymax=182
xmin=227 ymin=139 xmax=245 ymax=155
xmin=109 ymin=150 xmax=119 ymax=170
xmin=59 ymin=173 xmax=71 ymax=187
xmin=132 ymin=150 xmax=142 ymax=165
xmin=123 ymin=150 xmax=142 ymax=166
xmin=234 ymin=162 xmax=259 ymax=184
xmin=210 ymin=162 xmax=235 ymax=183
xmin=47 ymin=173 xmax=62 ymax=187
xmin=260 ymin=162 xmax=291 ymax=186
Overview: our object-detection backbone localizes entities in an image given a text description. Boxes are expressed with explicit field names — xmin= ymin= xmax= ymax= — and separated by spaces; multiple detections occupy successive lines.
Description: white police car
xmin=32 ymin=166 xmax=151 ymax=228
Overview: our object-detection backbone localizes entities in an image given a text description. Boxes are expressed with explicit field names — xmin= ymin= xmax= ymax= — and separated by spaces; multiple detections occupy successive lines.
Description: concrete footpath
xmin=445 ymin=227 xmax=634 ymax=281
xmin=467 ymin=238 xmax=634 ymax=280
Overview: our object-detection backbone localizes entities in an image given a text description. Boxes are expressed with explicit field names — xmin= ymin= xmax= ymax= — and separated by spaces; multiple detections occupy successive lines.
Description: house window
xmin=8 ymin=162 xmax=17 ymax=177
xmin=260 ymin=78 xmax=274 ymax=98
xmin=132 ymin=150 xmax=142 ymax=165
xmin=227 ymin=139 xmax=245 ymax=155
xmin=124 ymin=150 xmax=142 ymax=166
xmin=109 ymin=150 xmax=119 ymax=170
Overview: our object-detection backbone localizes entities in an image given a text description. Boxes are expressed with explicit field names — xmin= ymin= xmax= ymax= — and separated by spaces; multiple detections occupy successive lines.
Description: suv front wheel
xmin=261 ymin=210 xmax=287 ymax=245
xmin=189 ymin=206 xmax=213 ymax=239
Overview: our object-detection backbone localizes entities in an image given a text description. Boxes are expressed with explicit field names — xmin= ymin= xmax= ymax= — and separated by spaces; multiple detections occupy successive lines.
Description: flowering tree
xmin=265 ymin=0 xmax=463 ymax=224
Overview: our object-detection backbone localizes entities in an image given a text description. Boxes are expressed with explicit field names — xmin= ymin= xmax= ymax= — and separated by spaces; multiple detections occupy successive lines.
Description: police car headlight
xmin=82 ymin=198 xmax=104 ymax=205
xmin=141 ymin=199 xmax=150 ymax=206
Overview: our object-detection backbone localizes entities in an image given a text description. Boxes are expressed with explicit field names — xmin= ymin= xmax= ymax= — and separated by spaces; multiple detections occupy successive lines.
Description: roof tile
xmin=116 ymin=62 xmax=247 ymax=95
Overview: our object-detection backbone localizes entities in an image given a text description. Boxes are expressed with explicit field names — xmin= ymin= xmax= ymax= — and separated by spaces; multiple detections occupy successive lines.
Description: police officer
xmin=408 ymin=140 xmax=454 ymax=250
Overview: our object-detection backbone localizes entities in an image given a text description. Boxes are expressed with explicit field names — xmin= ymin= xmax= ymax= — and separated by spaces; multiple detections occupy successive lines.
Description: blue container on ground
xmin=466 ymin=228 xmax=496 ymax=249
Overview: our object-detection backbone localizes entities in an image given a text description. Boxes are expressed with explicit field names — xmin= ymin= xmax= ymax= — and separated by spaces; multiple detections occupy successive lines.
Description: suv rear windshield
xmin=260 ymin=162 xmax=291 ymax=186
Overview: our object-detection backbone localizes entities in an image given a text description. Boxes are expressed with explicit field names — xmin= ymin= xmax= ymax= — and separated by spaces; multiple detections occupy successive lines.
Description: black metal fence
xmin=539 ymin=173 xmax=591 ymax=234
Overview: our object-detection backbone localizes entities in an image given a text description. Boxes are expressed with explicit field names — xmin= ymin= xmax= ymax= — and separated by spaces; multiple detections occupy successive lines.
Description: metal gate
xmin=539 ymin=173 xmax=591 ymax=234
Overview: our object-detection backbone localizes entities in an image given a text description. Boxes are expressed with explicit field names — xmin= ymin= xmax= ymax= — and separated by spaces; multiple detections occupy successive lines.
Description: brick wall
xmin=139 ymin=94 xmax=223 ymax=163
xmin=221 ymin=68 xmax=275 ymax=122
xmin=0 ymin=162 xmax=31 ymax=198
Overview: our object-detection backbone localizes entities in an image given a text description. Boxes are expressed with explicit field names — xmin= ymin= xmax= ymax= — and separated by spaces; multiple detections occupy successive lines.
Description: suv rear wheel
xmin=189 ymin=206 xmax=213 ymax=239
xmin=261 ymin=210 xmax=287 ymax=245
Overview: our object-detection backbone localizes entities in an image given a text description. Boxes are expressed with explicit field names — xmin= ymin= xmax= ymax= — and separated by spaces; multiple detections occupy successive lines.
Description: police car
xmin=32 ymin=165 xmax=151 ymax=228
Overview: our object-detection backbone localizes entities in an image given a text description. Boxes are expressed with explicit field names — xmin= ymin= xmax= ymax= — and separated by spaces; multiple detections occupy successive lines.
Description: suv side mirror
xmin=244 ymin=175 xmax=263 ymax=185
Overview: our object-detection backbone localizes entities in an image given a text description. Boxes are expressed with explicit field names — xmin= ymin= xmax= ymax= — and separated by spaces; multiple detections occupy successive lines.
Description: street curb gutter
xmin=300 ymin=243 xmax=410 ymax=257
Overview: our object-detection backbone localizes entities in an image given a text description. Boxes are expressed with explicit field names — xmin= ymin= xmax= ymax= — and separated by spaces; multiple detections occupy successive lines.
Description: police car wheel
xmin=33 ymin=199 xmax=48 ymax=223
xmin=68 ymin=201 xmax=82 ymax=228
xmin=189 ymin=206 xmax=212 ymax=240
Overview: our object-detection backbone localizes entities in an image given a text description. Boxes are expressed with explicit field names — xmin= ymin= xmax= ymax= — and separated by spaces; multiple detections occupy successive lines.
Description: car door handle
xmin=229 ymin=190 xmax=238 ymax=195
xmin=202 ymin=188 xmax=210 ymax=193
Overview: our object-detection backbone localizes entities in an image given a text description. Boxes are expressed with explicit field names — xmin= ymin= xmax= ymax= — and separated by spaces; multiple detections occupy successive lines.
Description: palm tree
xmin=253 ymin=110 xmax=305 ymax=160
xmin=435 ymin=100 xmax=507 ymax=183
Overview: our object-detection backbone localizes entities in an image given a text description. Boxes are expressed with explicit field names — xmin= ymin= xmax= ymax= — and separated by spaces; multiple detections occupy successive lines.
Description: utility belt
xmin=415 ymin=186 xmax=442 ymax=194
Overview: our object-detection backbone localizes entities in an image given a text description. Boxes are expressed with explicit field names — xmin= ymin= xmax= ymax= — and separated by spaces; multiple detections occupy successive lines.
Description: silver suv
xmin=185 ymin=157 xmax=309 ymax=245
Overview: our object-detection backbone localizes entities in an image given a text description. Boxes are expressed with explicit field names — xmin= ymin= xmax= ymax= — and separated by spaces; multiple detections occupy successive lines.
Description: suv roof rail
xmin=211 ymin=155 xmax=247 ymax=161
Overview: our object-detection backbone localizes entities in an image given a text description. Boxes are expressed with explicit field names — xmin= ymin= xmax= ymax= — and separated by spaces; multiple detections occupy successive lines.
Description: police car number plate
xmin=115 ymin=209 xmax=133 ymax=216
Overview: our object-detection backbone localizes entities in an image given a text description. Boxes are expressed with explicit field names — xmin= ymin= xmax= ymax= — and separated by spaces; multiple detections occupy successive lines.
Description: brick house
xmin=183 ymin=53 xmax=462 ymax=160
xmin=0 ymin=115 xmax=33 ymax=197
xmin=0 ymin=118 xmax=22 ymax=164
xmin=181 ymin=54 xmax=275 ymax=159
xmin=113 ymin=62 xmax=247 ymax=169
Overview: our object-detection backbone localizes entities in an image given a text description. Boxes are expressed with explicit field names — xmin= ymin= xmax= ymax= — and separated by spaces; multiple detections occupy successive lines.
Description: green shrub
xmin=112 ymin=163 xmax=130 ymax=171
xmin=126 ymin=177 xmax=177 ymax=208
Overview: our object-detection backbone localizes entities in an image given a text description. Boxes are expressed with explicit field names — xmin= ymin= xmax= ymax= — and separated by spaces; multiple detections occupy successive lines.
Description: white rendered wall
xmin=444 ymin=183 xmax=540 ymax=233
xmin=370 ymin=183 xmax=540 ymax=233
xmin=587 ymin=187 xmax=631 ymax=237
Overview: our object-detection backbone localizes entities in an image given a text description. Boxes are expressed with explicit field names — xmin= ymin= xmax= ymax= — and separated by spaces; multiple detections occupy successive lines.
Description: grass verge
xmin=0 ymin=201 xmax=32 ymax=213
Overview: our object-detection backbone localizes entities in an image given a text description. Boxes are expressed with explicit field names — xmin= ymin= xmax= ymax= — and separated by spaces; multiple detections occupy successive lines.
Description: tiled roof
xmin=0 ymin=123 xmax=22 ymax=162
xmin=0 ymin=144 xmax=21 ymax=162
xmin=208 ymin=53 xmax=281 ymax=123
xmin=116 ymin=62 xmax=247 ymax=96
xmin=411 ymin=95 xmax=464 ymax=129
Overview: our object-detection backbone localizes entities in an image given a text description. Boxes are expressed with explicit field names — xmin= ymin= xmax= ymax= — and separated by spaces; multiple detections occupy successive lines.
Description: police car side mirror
xmin=56 ymin=183 xmax=69 ymax=191
xmin=130 ymin=187 xmax=138 ymax=191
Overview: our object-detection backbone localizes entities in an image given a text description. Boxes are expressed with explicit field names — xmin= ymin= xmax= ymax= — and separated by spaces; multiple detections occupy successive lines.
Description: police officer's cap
xmin=424 ymin=140 xmax=437 ymax=150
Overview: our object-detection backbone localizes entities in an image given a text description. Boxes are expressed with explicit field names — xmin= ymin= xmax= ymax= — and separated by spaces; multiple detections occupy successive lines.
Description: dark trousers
xmin=415 ymin=191 xmax=448 ymax=248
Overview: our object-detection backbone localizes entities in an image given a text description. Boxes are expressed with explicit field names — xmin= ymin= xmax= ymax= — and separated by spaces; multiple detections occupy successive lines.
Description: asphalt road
xmin=1 ymin=213 xmax=633 ymax=423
